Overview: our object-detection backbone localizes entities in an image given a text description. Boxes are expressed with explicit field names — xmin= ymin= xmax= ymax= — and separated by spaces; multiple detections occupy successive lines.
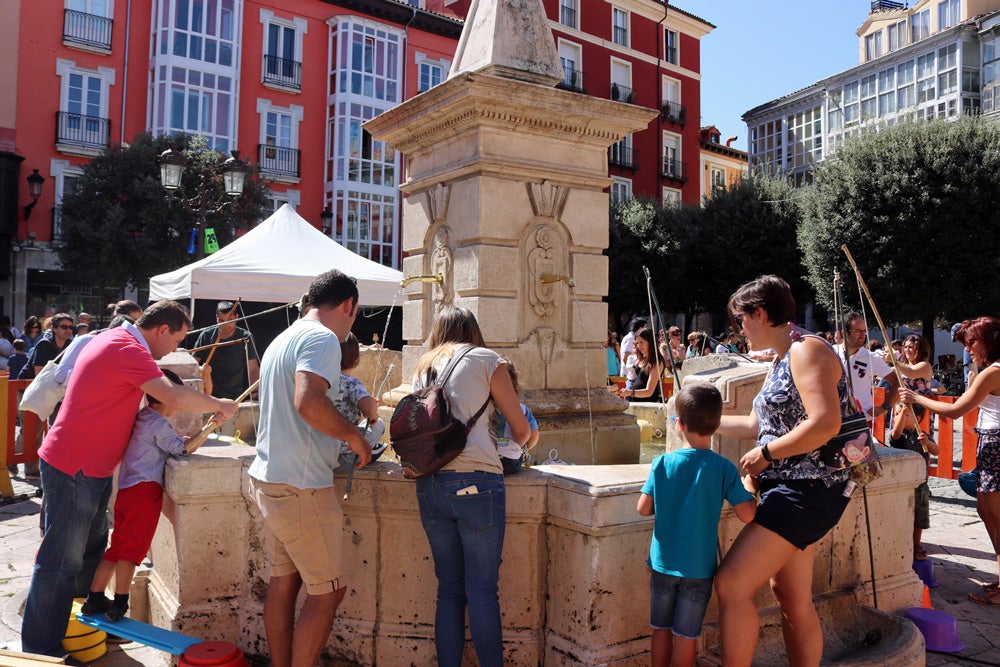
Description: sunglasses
xmin=55 ymin=325 xmax=74 ymax=330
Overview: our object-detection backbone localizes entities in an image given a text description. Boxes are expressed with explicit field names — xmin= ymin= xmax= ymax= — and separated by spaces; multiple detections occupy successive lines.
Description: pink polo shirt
xmin=40 ymin=327 xmax=163 ymax=478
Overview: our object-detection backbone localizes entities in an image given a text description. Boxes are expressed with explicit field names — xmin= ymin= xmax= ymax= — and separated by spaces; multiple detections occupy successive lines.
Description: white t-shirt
xmin=833 ymin=344 xmax=894 ymax=416
xmin=620 ymin=331 xmax=636 ymax=369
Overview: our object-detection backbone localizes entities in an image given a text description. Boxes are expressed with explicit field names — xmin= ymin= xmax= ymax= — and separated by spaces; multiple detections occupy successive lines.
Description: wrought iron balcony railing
xmin=56 ymin=111 xmax=110 ymax=151
xmin=63 ymin=9 xmax=113 ymax=50
xmin=258 ymin=144 xmax=301 ymax=178
xmin=609 ymin=145 xmax=637 ymax=169
xmin=263 ymin=55 xmax=303 ymax=90
xmin=871 ymin=0 xmax=905 ymax=11
xmin=661 ymin=158 xmax=688 ymax=182
xmin=611 ymin=83 xmax=636 ymax=104
xmin=558 ymin=66 xmax=585 ymax=93
xmin=661 ymin=101 xmax=687 ymax=125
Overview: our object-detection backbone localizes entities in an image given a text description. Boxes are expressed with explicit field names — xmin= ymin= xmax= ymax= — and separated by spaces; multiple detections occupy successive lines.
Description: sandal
xmin=969 ymin=591 xmax=1000 ymax=606
xmin=914 ymin=544 xmax=928 ymax=560
xmin=984 ymin=581 xmax=1000 ymax=592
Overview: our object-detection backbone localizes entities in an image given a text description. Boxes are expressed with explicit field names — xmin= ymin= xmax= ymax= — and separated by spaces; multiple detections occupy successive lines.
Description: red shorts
xmin=104 ymin=481 xmax=164 ymax=565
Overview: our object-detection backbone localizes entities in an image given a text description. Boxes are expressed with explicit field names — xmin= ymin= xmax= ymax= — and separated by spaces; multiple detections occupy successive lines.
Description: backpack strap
xmin=429 ymin=344 xmax=492 ymax=430
xmin=795 ymin=332 xmax=859 ymax=415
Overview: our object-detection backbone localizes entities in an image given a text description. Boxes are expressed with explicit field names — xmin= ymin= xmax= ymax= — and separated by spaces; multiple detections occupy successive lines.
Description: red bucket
xmin=179 ymin=641 xmax=248 ymax=667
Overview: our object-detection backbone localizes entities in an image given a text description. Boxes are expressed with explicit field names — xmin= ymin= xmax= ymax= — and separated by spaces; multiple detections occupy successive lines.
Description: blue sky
xmin=696 ymin=1 xmax=872 ymax=151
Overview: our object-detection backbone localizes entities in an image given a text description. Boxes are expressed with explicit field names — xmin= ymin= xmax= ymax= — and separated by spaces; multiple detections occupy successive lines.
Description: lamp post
xmin=159 ymin=148 xmax=249 ymax=260
xmin=320 ymin=206 xmax=333 ymax=236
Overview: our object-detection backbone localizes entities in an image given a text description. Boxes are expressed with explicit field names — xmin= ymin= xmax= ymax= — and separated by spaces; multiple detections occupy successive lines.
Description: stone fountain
xmin=132 ymin=1 xmax=927 ymax=665
xmin=365 ymin=0 xmax=655 ymax=465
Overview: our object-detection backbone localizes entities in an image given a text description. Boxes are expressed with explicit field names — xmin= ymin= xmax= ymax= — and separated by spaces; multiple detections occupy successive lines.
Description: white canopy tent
xmin=148 ymin=204 xmax=404 ymax=307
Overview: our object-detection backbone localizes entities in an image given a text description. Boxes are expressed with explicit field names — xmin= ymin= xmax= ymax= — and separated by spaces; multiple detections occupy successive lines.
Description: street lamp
xmin=159 ymin=148 xmax=249 ymax=260
xmin=23 ymin=169 xmax=45 ymax=220
xmin=320 ymin=206 xmax=333 ymax=235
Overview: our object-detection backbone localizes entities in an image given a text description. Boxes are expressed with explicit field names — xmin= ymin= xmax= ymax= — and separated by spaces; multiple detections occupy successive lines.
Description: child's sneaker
xmin=106 ymin=598 xmax=129 ymax=622
xmin=80 ymin=594 xmax=111 ymax=616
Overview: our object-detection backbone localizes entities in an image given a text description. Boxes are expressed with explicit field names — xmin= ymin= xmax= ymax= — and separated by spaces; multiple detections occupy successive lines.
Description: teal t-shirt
xmin=249 ymin=318 xmax=343 ymax=488
xmin=641 ymin=448 xmax=753 ymax=579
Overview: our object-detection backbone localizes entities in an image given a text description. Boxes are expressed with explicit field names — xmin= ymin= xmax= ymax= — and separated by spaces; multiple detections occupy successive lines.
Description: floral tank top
xmin=754 ymin=329 xmax=851 ymax=487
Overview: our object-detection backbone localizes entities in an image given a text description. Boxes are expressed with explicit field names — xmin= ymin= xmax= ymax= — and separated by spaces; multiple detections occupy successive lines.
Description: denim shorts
xmin=649 ymin=570 xmax=713 ymax=639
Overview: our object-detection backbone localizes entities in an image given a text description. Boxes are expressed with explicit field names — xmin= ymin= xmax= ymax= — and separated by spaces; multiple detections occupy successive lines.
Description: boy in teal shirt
xmin=638 ymin=383 xmax=756 ymax=666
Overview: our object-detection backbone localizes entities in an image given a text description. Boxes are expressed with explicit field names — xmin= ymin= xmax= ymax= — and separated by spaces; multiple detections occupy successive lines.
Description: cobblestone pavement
xmin=3 ymin=472 xmax=1000 ymax=665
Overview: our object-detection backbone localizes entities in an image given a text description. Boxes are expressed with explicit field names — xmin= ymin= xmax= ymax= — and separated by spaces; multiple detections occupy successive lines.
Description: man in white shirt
xmin=834 ymin=312 xmax=897 ymax=418
xmin=620 ymin=318 xmax=647 ymax=375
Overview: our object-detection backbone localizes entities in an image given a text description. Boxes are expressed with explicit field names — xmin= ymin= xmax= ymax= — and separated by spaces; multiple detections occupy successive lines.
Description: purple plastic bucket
xmin=912 ymin=557 xmax=939 ymax=588
xmin=904 ymin=607 xmax=963 ymax=653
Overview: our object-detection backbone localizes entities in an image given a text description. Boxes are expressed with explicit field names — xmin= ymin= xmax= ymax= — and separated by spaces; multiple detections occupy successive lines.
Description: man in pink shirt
xmin=21 ymin=300 xmax=238 ymax=657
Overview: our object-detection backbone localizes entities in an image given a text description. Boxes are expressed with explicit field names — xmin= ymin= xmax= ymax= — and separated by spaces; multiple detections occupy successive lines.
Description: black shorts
xmin=755 ymin=478 xmax=851 ymax=550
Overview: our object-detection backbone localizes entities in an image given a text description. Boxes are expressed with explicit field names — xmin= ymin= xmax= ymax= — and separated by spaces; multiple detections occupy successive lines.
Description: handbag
xmin=821 ymin=341 xmax=883 ymax=487
xmin=390 ymin=345 xmax=491 ymax=478
xmin=18 ymin=348 xmax=69 ymax=421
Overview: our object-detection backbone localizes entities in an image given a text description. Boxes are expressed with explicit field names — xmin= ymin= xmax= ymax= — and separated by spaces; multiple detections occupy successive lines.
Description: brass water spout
xmin=400 ymin=273 xmax=444 ymax=287
xmin=539 ymin=272 xmax=575 ymax=287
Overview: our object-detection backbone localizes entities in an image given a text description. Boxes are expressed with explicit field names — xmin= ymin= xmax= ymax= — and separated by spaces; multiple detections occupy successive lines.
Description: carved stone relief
xmin=522 ymin=222 xmax=569 ymax=342
xmin=429 ymin=226 xmax=454 ymax=313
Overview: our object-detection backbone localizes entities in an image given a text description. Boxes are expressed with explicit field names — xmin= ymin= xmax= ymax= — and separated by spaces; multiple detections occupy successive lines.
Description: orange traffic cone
xmin=922 ymin=584 xmax=934 ymax=609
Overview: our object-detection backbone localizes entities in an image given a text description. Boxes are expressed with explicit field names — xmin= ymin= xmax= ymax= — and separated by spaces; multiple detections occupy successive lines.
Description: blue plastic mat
xmin=74 ymin=614 xmax=203 ymax=655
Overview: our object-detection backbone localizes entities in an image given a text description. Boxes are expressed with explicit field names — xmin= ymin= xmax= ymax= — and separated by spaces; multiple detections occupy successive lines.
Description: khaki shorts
xmin=250 ymin=478 xmax=344 ymax=595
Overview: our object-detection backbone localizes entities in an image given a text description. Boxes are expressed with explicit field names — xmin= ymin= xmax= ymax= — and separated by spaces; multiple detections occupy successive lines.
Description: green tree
xmin=799 ymin=117 xmax=1000 ymax=343
xmin=58 ymin=133 xmax=270 ymax=292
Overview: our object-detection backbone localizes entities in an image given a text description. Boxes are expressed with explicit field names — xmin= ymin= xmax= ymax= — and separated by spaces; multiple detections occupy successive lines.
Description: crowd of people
xmin=11 ymin=268 xmax=1000 ymax=667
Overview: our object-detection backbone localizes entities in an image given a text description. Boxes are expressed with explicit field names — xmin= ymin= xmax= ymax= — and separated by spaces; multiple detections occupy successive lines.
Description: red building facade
xmin=0 ymin=0 xmax=460 ymax=323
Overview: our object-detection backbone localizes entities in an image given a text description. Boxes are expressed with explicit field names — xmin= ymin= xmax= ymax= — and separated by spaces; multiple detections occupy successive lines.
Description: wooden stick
xmin=184 ymin=378 xmax=260 ymax=455
xmin=185 ymin=338 xmax=246 ymax=354
xmin=841 ymin=244 xmax=927 ymax=452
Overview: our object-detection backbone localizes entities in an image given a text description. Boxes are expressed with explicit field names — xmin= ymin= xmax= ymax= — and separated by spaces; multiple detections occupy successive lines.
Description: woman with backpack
xmin=411 ymin=306 xmax=530 ymax=667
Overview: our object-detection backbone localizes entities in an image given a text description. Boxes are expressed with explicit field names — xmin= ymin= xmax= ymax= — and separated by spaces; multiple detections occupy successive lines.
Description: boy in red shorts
xmin=82 ymin=369 xmax=187 ymax=621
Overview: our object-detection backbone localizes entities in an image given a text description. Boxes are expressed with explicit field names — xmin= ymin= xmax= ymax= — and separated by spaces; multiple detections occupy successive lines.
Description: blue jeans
xmin=649 ymin=570 xmax=713 ymax=639
xmin=21 ymin=459 xmax=113 ymax=656
xmin=416 ymin=471 xmax=506 ymax=667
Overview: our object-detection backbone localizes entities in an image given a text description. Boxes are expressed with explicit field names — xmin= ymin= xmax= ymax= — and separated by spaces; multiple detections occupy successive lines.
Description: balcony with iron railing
xmin=262 ymin=55 xmax=303 ymax=91
xmin=557 ymin=66 xmax=585 ymax=93
xmin=608 ymin=145 xmax=637 ymax=170
xmin=661 ymin=157 xmax=688 ymax=182
xmin=63 ymin=8 xmax=113 ymax=51
xmin=661 ymin=100 xmax=687 ymax=126
xmin=258 ymin=144 xmax=301 ymax=178
xmin=871 ymin=0 xmax=905 ymax=11
xmin=610 ymin=83 xmax=636 ymax=104
xmin=55 ymin=111 xmax=110 ymax=152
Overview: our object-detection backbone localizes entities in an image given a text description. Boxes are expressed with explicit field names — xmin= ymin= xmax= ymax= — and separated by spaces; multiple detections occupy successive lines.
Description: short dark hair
xmin=216 ymin=301 xmax=236 ymax=315
xmin=308 ymin=269 xmax=359 ymax=311
xmin=137 ymin=300 xmax=192 ymax=333
xmin=728 ymin=275 xmax=795 ymax=328
xmin=674 ymin=382 xmax=722 ymax=436
xmin=341 ymin=332 xmax=360 ymax=370
xmin=147 ymin=368 xmax=183 ymax=405
xmin=109 ymin=300 xmax=142 ymax=318
xmin=630 ymin=318 xmax=648 ymax=333
xmin=13 ymin=339 xmax=25 ymax=352
xmin=842 ymin=311 xmax=864 ymax=332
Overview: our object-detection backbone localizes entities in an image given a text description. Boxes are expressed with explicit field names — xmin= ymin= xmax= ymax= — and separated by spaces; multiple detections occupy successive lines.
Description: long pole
xmin=841 ymin=245 xmax=926 ymax=453
xmin=184 ymin=379 xmax=260 ymax=454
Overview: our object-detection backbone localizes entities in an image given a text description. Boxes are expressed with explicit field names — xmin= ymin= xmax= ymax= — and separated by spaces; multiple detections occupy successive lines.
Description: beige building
xmin=698 ymin=125 xmax=747 ymax=203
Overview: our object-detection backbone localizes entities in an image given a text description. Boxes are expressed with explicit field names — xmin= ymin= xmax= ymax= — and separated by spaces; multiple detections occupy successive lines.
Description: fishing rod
xmin=642 ymin=266 xmax=681 ymax=390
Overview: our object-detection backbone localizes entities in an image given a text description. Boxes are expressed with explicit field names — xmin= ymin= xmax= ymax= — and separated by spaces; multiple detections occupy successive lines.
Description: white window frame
xmin=664 ymin=28 xmax=678 ymax=65
xmin=662 ymin=131 xmax=682 ymax=178
xmin=50 ymin=158 xmax=85 ymax=241
xmin=710 ymin=166 xmax=726 ymax=189
xmin=259 ymin=10 xmax=307 ymax=91
xmin=65 ymin=0 xmax=113 ymax=17
xmin=559 ymin=0 xmax=578 ymax=30
xmin=611 ymin=7 xmax=629 ymax=47
xmin=415 ymin=51 xmax=450 ymax=93
xmin=887 ymin=20 xmax=906 ymax=52
xmin=938 ymin=0 xmax=960 ymax=30
xmin=662 ymin=187 xmax=681 ymax=208
xmin=256 ymin=98 xmax=303 ymax=180
xmin=262 ymin=189 xmax=301 ymax=221
xmin=610 ymin=57 xmax=632 ymax=102
xmin=610 ymin=177 xmax=632 ymax=202
xmin=55 ymin=59 xmax=115 ymax=154
xmin=911 ymin=9 xmax=930 ymax=42
xmin=558 ymin=39 xmax=583 ymax=89
xmin=865 ymin=31 xmax=883 ymax=61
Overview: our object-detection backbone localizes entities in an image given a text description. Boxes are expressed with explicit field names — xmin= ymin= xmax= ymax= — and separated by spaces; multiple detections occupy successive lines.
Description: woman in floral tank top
xmin=712 ymin=276 xmax=853 ymax=666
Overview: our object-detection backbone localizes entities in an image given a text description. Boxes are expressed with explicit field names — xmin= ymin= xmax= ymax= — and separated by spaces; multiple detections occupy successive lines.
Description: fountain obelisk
xmin=366 ymin=0 xmax=656 ymax=463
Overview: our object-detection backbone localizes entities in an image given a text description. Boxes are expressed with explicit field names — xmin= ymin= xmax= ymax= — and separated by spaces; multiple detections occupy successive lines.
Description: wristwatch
xmin=761 ymin=442 xmax=775 ymax=463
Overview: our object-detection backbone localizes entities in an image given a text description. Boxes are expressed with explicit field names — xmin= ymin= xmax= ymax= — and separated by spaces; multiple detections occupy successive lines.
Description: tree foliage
xmin=799 ymin=117 xmax=1000 ymax=337
xmin=58 ymin=133 xmax=270 ymax=291
xmin=607 ymin=174 xmax=810 ymax=330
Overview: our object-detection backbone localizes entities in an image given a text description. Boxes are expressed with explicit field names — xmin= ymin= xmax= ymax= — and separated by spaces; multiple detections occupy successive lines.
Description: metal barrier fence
xmin=871 ymin=386 xmax=977 ymax=479
xmin=0 ymin=377 xmax=44 ymax=497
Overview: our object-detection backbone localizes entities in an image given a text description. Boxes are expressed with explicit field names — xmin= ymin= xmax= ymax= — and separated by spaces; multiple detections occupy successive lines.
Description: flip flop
xmin=984 ymin=581 xmax=1000 ymax=592
xmin=968 ymin=592 xmax=1000 ymax=606
xmin=914 ymin=544 xmax=928 ymax=560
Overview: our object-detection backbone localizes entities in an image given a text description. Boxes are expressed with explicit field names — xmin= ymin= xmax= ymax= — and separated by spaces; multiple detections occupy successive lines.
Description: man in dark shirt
xmin=192 ymin=301 xmax=260 ymax=400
